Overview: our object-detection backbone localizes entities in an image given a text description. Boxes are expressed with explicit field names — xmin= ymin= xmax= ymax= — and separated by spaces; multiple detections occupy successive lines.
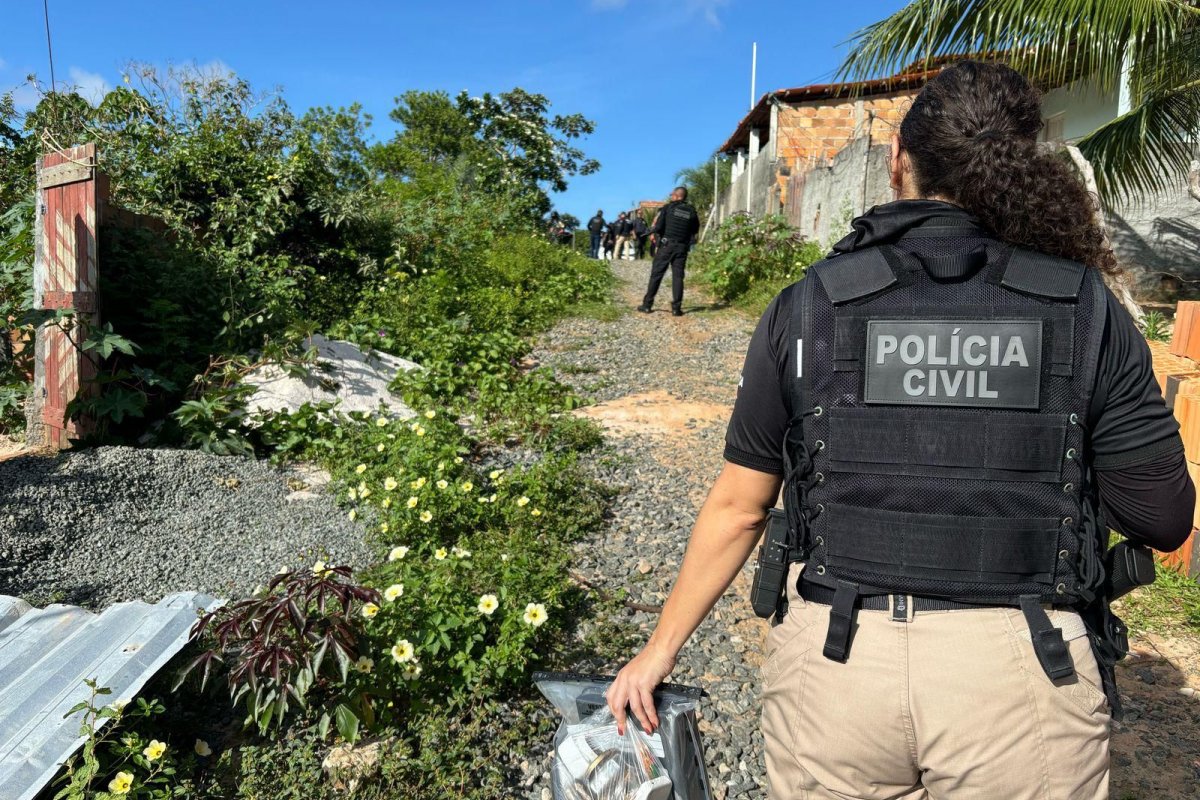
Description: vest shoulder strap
xmin=1000 ymin=248 xmax=1087 ymax=301
xmin=810 ymin=248 xmax=898 ymax=305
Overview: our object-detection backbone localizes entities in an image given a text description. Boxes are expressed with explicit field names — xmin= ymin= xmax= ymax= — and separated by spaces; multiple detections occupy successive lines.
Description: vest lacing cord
xmin=783 ymin=406 xmax=828 ymax=559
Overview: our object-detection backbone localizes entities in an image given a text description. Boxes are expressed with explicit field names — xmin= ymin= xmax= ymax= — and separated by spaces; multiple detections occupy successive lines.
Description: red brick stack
xmin=1149 ymin=301 xmax=1200 ymax=577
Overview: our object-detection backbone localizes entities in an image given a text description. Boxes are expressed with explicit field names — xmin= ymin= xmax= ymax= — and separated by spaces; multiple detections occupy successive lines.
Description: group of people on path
xmin=587 ymin=209 xmax=651 ymax=261
xmin=588 ymin=188 xmax=701 ymax=316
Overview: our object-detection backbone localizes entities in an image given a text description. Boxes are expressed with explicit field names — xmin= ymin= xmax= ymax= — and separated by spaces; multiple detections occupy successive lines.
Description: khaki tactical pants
xmin=762 ymin=566 xmax=1111 ymax=799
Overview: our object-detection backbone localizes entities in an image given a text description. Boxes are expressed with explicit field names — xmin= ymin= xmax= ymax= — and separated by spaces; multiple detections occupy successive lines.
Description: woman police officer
xmin=606 ymin=61 xmax=1193 ymax=799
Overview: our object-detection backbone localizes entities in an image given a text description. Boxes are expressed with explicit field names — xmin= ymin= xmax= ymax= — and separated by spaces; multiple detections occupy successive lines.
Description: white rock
xmin=244 ymin=335 xmax=420 ymax=421
xmin=1179 ymin=687 xmax=1197 ymax=698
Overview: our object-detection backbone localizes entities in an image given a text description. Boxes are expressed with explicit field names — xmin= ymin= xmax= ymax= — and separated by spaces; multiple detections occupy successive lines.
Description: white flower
xmin=460 ymin=481 xmax=473 ymax=493
xmin=531 ymin=508 xmax=543 ymax=517
xmin=357 ymin=482 xmax=371 ymax=499
xmin=500 ymin=553 xmax=510 ymax=562
xmin=434 ymin=548 xmax=448 ymax=560
xmin=411 ymin=477 xmax=427 ymax=489
xmin=419 ymin=510 xmax=433 ymax=523
xmin=355 ymin=464 xmax=367 ymax=474
xmin=388 ymin=546 xmax=409 ymax=561
xmin=312 ymin=560 xmax=332 ymax=578
xmin=478 ymin=594 xmax=499 ymax=615
xmin=354 ymin=655 xmax=374 ymax=674
xmin=401 ymin=662 xmax=422 ymax=680
xmin=516 ymin=496 xmax=530 ymax=507
xmin=384 ymin=477 xmax=399 ymax=491
xmin=489 ymin=469 xmax=503 ymax=480
xmin=376 ymin=417 xmax=388 ymax=427
xmin=376 ymin=442 xmax=386 ymax=452
xmin=436 ymin=479 xmax=449 ymax=490
xmin=407 ymin=496 xmax=419 ymax=509
xmin=424 ymin=410 xmax=436 ymax=419
xmin=523 ymin=603 xmax=548 ymax=627
xmin=348 ymin=509 xmax=358 ymax=521
xmin=390 ymin=639 xmax=415 ymax=663
xmin=454 ymin=456 xmax=464 ymax=464
xmin=347 ymin=487 xmax=358 ymax=501
xmin=361 ymin=602 xmax=380 ymax=619
xmin=415 ymin=426 xmax=426 ymax=437
xmin=194 ymin=739 xmax=213 ymax=757
xmin=452 ymin=546 xmax=471 ymax=559
xmin=107 ymin=698 xmax=129 ymax=714
xmin=383 ymin=583 xmax=404 ymax=602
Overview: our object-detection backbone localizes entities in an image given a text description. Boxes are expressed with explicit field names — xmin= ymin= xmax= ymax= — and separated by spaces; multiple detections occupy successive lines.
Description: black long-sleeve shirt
xmin=724 ymin=210 xmax=1194 ymax=552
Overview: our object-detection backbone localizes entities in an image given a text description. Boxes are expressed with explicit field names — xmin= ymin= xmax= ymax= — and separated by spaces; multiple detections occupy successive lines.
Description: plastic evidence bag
xmin=534 ymin=671 xmax=714 ymax=800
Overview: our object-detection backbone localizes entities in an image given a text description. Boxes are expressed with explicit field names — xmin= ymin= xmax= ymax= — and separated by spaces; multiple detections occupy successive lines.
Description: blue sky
xmin=1 ymin=0 xmax=908 ymax=221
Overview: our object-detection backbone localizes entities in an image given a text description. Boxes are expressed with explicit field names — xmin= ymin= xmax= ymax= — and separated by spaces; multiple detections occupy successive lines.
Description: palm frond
xmin=839 ymin=0 xmax=1194 ymax=94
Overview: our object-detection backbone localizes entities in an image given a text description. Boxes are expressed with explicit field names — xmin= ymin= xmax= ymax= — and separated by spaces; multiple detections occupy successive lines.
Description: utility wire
xmin=43 ymin=0 xmax=57 ymax=93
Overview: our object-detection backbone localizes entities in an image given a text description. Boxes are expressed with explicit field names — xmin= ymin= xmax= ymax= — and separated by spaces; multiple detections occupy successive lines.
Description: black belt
xmin=798 ymin=579 xmax=996 ymax=611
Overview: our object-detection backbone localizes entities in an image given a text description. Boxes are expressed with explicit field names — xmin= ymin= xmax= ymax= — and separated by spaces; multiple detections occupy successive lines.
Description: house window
xmin=1042 ymin=113 xmax=1066 ymax=143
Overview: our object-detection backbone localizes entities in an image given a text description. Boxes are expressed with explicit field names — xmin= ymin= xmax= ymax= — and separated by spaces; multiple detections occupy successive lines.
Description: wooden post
xmin=28 ymin=143 xmax=106 ymax=448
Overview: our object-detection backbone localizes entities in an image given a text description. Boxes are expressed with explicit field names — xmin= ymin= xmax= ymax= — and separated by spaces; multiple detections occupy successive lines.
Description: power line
xmin=43 ymin=0 xmax=57 ymax=93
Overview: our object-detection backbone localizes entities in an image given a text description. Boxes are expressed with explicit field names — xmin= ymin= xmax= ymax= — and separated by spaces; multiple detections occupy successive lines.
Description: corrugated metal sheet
xmin=0 ymin=592 xmax=220 ymax=800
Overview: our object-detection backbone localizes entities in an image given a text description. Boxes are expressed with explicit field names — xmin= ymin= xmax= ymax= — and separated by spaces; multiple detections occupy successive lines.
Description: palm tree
xmin=837 ymin=0 xmax=1200 ymax=206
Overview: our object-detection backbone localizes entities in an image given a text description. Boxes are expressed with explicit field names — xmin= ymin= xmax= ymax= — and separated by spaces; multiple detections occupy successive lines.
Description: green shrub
xmin=693 ymin=213 xmax=823 ymax=307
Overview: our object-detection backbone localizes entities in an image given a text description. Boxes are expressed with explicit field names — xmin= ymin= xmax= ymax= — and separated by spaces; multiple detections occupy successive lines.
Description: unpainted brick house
xmin=713 ymin=62 xmax=1200 ymax=300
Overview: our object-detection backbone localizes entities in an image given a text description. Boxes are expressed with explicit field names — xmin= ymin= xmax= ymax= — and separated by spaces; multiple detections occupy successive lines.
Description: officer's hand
xmin=606 ymin=641 xmax=676 ymax=735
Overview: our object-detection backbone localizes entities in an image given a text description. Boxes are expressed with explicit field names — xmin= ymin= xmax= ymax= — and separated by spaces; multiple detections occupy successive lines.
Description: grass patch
xmin=569 ymin=299 xmax=626 ymax=322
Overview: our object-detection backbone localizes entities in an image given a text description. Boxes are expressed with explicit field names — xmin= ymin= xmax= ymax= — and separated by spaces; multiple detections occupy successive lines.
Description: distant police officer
xmin=587 ymin=209 xmax=606 ymax=259
xmin=639 ymin=187 xmax=700 ymax=316
xmin=607 ymin=62 xmax=1195 ymax=799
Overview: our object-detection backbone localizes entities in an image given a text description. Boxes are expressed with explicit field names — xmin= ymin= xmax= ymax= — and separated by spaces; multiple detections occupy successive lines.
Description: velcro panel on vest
xmin=812 ymin=250 xmax=898 ymax=305
xmin=827 ymin=408 xmax=1067 ymax=481
xmin=1001 ymin=249 xmax=1086 ymax=301
xmin=824 ymin=504 xmax=1059 ymax=584
xmin=832 ymin=309 xmax=1075 ymax=377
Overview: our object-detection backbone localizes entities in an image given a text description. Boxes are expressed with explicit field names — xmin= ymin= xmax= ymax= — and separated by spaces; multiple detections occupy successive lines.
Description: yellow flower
xmin=383 ymin=583 xmax=404 ymax=602
xmin=516 ymin=496 xmax=530 ymax=507
xmin=452 ymin=546 xmax=471 ymax=559
xmin=384 ymin=477 xmax=399 ymax=491
xmin=376 ymin=417 xmax=388 ymax=427
xmin=382 ymin=497 xmax=393 ymax=509
xmin=390 ymin=639 xmax=415 ymax=663
xmin=361 ymin=602 xmax=380 ymax=619
xmin=436 ymin=479 xmax=449 ymax=490
xmin=108 ymin=771 xmax=134 ymax=794
xmin=348 ymin=509 xmax=358 ymax=521
xmin=376 ymin=442 xmax=386 ymax=452
xmin=434 ymin=548 xmax=448 ymax=560
xmin=454 ymin=456 xmax=464 ymax=464
xmin=478 ymin=594 xmax=499 ymax=615
xmin=380 ymin=522 xmax=389 ymax=533
xmin=489 ymin=469 xmax=503 ymax=480
xmin=354 ymin=655 xmax=374 ymax=674
xmin=143 ymin=739 xmax=167 ymax=761
xmin=312 ymin=560 xmax=332 ymax=578
xmin=460 ymin=481 xmax=473 ymax=493
xmin=407 ymin=496 xmax=419 ymax=509
xmin=107 ymin=698 xmax=129 ymax=714
xmin=347 ymin=487 xmax=358 ymax=501
xmin=424 ymin=410 xmax=436 ymax=419
xmin=416 ymin=426 xmax=426 ymax=437
xmin=488 ymin=493 xmax=497 ymax=503
xmin=355 ymin=464 xmax=367 ymax=474
xmin=357 ymin=482 xmax=371 ymax=499
xmin=437 ymin=461 xmax=446 ymax=472
xmin=387 ymin=546 xmax=409 ymax=561
xmin=409 ymin=422 xmax=420 ymax=432
xmin=401 ymin=662 xmax=422 ymax=680
xmin=411 ymin=477 xmax=427 ymax=489
xmin=523 ymin=603 xmax=548 ymax=628
xmin=531 ymin=508 xmax=543 ymax=517
xmin=194 ymin=739 xmax=213 ymax=757
xmin=419 ymin=510 xmax=433 ymax=523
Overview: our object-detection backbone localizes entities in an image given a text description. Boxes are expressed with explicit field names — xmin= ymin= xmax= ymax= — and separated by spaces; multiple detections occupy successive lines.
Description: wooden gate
xmin=29 ymin=143 xmax=106 ymax=448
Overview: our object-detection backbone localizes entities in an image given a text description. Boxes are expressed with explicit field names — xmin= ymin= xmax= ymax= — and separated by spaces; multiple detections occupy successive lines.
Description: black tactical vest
xmin=662 ymin=202 xmax=698 ymax=241
xmin=784 ymin=230 xmax=1109 ymax=679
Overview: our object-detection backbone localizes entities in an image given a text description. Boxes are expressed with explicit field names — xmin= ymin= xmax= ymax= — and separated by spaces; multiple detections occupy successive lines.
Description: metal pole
xmin=750 ymin=42 xmax=757 ymax=111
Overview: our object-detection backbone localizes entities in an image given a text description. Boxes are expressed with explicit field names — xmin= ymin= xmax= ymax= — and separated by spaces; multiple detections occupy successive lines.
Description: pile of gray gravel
xmin=0 ymin=446 xmax=373 ymax=608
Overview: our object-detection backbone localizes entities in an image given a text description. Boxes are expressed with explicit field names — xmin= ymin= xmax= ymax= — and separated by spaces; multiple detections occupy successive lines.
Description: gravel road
xmin=0 ymin=446 xmax=371 ymax=608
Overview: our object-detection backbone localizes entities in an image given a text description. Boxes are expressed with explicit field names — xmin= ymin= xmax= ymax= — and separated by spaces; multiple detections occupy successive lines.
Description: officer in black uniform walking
xmin=639 ymin=187 xmax=700 ymax=316
xmin=607 ymin=62 xmax=1194 ymax=799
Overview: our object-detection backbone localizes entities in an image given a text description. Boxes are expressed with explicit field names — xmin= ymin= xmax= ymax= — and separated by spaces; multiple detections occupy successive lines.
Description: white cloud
xmin=67 ymin=67 xmax=111 ymax=104
xmin=11 ymin=82 xmax=41 ymax=110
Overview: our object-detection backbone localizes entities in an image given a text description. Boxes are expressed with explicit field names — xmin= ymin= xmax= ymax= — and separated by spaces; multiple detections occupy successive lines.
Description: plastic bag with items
xmin=534 ymin=671 xmax=714 ymax=800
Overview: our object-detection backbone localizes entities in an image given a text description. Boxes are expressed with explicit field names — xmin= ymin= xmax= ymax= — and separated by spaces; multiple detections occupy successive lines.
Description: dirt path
xmin=534 ymin=258 xmax=1200 ymax=800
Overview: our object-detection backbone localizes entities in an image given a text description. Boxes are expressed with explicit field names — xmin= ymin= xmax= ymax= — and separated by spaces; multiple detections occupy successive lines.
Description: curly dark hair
xmin=899 ymin=60 xmax=1121 ymax=277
